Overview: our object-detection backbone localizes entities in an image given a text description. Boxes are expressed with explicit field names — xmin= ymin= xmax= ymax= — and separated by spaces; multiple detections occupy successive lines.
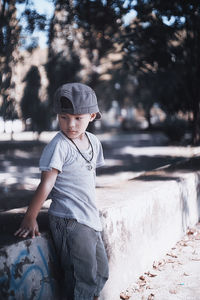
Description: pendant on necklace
xmin=87 ymin=164 xmax=93 ymax=171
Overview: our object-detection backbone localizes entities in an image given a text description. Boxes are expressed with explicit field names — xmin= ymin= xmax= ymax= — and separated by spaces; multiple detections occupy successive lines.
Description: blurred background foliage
xmin=0 ymin=0 xmax=200 ymax=144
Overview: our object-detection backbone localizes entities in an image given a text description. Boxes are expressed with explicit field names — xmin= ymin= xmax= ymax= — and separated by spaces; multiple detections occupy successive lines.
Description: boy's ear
xmin=90 ymin=113 xmax=96 ymax=122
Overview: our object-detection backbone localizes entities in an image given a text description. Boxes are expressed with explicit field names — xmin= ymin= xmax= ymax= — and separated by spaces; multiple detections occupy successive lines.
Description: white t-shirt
xmin=39 ymin=131 xmax=105 ymax=231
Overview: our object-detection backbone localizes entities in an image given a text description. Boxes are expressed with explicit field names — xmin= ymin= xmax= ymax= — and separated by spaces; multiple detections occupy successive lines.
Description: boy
xmin=15 ymin=83 xmax=109 ymax=300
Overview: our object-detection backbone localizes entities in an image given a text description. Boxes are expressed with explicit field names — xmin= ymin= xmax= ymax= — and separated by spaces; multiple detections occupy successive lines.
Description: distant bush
xmin=162 ymin=116 xmax=188 ymax=142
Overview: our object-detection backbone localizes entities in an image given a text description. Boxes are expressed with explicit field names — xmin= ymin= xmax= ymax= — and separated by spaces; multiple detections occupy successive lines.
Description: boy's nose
xmin=68 ymin=119 xmax=76 ymax=128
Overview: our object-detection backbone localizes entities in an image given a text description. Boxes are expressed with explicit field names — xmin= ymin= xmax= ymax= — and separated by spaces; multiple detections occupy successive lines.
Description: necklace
xmin=68 ymin=133 xmax=94 ymax=170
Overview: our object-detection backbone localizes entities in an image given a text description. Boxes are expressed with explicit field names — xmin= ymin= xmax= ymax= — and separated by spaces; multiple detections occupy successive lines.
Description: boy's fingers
xmin=15 ymin=228 xmax=30 ymax=238
xmin=14 ymin=226 xmax=40 ymax=239
xmin=14 ymin=229 xmax=21 ymax=236
xmin=20 ymin=229 xmax=29 ymax=237
xmin=14 ymin=228 xmax=26 ymax=236
xmin=31 ymin=228 xmax=40 ymax=238
xmin=22 ymin=233 xmax=28 ymax=238
xmin=35 ymin=229 xmax=40 ymax=236
xmin=31 ymin=229 xmax=36 ymax=238
xmin=32 ymin=228 xmax=41 ymax=238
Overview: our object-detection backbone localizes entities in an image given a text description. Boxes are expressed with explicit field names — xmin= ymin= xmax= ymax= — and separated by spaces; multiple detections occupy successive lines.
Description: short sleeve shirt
xmin=39 ymin=131 xmax=105 ymax=231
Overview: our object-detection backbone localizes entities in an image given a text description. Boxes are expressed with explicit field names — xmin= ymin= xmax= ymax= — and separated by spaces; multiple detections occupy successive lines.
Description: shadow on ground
xmin=0 ymin=131 xmax=199 ymax=244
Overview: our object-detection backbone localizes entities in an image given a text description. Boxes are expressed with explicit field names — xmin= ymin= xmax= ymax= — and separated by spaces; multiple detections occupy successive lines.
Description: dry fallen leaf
xmin=139 ymin=275 xmax=146 ymax=281
xmin=169 ymin=289 xmax=177 ymax=294
xmin=120 ymin=293 xmax=130 ymax=299
xmin=166 ymin=259 xmax=175 ymax=263
xmin=138 ymin=282 xmax=147 ymax=288
xmin=187 ymin=229 xmax=195 ymax=235
xmin=179 ymin=241 xmax=189 ymax=247
xmin=167 ymin=253 xmax=178 ymax=258
xmin=183 ymin=272 xmax=189 ymax=276
xmin=153 ymin=259 xmax=166 ymax=269
xmin=144 ymin=271 xmax=157 ymax=277
xmin=146 ymin=285 xmax=151 ymax=290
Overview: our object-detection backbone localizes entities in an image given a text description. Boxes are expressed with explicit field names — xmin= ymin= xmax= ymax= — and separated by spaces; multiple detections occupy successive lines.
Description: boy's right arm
xmin=14 ymin=168 xmax=58 ymax=238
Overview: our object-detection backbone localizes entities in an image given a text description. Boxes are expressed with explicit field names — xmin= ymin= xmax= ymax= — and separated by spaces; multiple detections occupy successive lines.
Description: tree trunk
xmin=192 ymin=104 xmax=200 ymax=145
xmin=146 ymin=109 xmax=152 ymax=130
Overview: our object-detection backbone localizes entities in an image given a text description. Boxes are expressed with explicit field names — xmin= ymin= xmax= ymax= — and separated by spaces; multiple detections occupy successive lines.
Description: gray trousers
xmin=49 ymin=215 xmax=109 ymax=300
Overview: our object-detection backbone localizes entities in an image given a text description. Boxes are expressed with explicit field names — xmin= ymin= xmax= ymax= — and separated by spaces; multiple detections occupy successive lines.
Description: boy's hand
xmin=14 ymin=216 xmax=40 ymax=238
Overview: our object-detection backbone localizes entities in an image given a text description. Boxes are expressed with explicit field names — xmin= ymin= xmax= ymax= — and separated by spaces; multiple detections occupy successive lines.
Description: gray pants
xmin=49 ymin=215 xmax=109 ymax=300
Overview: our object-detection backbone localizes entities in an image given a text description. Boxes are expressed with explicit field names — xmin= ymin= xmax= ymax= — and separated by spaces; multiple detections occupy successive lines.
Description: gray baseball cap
xmin=53 ymin=82 xmax=101 ymax=119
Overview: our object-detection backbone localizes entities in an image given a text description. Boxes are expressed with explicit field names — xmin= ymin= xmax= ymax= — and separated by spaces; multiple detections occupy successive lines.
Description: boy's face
xmin=58 ymin=113 xmax=96 ymax=139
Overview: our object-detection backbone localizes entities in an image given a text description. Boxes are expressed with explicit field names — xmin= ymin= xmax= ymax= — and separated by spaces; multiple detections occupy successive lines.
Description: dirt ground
xmin=120 ymin=223 xmax=200 ymax=300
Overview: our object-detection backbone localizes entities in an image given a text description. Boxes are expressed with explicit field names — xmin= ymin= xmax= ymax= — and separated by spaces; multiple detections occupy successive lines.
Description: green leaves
xmin=120 ymin=0 xmax=200 ymax=142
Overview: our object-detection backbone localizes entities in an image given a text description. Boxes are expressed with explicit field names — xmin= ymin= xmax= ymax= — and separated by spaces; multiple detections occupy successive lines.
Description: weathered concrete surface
xmin=0 ymin=233 xmax=60 ymax=300
xmin=98 ymin=157 xmax=200 ymax=299
xmin=0 ymin=157 xmax=200 ymax=299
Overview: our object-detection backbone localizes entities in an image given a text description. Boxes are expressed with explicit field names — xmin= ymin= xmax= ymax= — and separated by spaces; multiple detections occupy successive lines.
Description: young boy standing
xmin=15 ymin=83 xmax=109 ymax=300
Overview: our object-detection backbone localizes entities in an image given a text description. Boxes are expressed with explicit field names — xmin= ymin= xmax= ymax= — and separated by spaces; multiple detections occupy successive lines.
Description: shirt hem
xmin=48 ymin=210 xmax=102 ymax=232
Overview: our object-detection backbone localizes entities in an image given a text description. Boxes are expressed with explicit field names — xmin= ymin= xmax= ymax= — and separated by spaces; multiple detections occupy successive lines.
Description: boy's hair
xmin=54 ymin=82 xmax=101 ymax=119
xmin=60 ymin=96 xmax=74 ymax=110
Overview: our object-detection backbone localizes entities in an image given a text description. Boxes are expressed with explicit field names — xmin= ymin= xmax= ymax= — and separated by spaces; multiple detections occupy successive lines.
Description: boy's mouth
xmin=67 ymin=130 xmax=77 ymax=134
xmin=66 ymin=130 xmax=78 ymax=136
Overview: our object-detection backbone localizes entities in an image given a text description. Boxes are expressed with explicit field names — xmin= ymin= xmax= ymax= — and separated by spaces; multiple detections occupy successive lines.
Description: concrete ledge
xmin=0 ymin=157 xmax=200 ymax=299
xmin=98 ymin=157 xmax=200 ymax=299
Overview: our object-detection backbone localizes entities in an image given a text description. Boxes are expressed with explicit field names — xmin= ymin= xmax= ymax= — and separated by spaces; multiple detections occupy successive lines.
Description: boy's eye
xmin=76 ymin=117 xmax=82 ymax=120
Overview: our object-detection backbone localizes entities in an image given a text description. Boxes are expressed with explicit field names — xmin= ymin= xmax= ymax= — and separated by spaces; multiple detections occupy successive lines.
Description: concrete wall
xmin=0 ymin=157 xmax=200 ymax=300
xmin=0 ymin=233 xmax=60 ymax=300
xmin=98 ymin=165 xmax=200 ymax=299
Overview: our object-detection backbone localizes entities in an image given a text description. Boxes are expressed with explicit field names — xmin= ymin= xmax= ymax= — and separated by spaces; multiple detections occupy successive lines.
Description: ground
xmin=120 ymin=223 xmax=200 ymax=300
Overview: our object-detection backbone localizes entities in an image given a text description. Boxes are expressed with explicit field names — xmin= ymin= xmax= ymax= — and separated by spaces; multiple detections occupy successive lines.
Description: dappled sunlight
xmin=0 ymin=165 xmax=40 ymax=193
xmin=118 ymin=145 xmax=200 ymax=158
xmin=14 ymin=149 xmax=34 ymax=159
xmin=0 ymin=145 xmax=41 ymax=208
xmin=100 ymin=132 xmax=169 ymax=148
xmin=1 ymin=131 xmax=200 ymax=209
xmin=104 ymin=158 xmax=124 ymax=166
xmin=96 ymin=133 xmax=200 ymax=185
xmin=0 ymin=119 xmax=23 ymax=134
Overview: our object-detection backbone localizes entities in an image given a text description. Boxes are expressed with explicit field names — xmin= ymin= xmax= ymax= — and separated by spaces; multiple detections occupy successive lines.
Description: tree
xmin=73 ymin=0 xmax=132 ymax=88
xmin=121 ymin=0 xmax=200 ymax=143
xmin=21 ymin=66 xmax=48 ymax=134
xmin=0 ymin=0 xmax=20 ymax=122
xmin=45 ymin=0 xmax=82 ymax=113
xmin=133 ymin=73 xmax=157 ymax=129
xmin=0 ymin=0 xmax=46 ymax=123
xmin=46 ymin=0 xmax=133 ymax=114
